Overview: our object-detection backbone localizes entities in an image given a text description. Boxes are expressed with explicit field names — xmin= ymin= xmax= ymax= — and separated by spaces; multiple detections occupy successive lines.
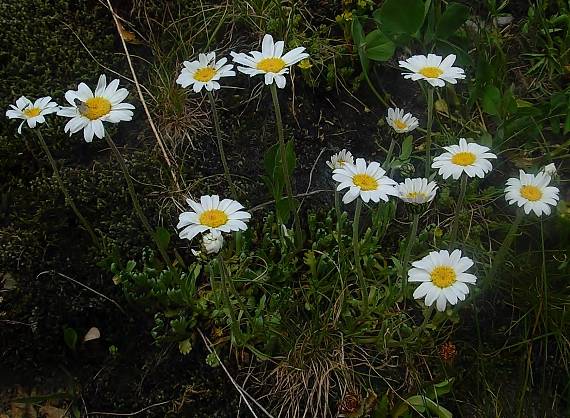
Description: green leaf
xmin=63 ymin=327 xmax=78 ymax=351
xmin=352 ymin=17 xmax=369 ymax=71
xmin=436 ymin=3 xmax=470 ymax=39
xmin=364 ymin=29 xmax=395 ymax=61
xmin=178 ymin=338 xmax=192 ymax=355
xmin=400 ymin=135 xmax=413 ymax=160
xmin=373 ymin=0 xmax=426 ymax=37
xmin=482 ymin=85 xmax=501 ymax=116
xmin=154 ymin=227 xmax=171 ymax=253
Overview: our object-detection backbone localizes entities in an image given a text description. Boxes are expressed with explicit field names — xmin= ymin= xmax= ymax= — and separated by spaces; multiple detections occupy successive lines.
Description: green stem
xmin=401 ymin=212 xmax=420 ymax=291
xmin=36 ymin=130 xmax=100 ymax=249
xmin=425 ymin=86 xmax=435 ymax=177
xmin=218 ymin=253 xmax=242 ymax=344
xmin=449 ymin=174 xmax=467 ymax=244
xmin=270 ymin=83 xmax=302 ymax=246
xmin=207 ymin=91 xmax=238 ymax=200
xmin=383 ymin=136 xmax=395 ymax=171
xmin=485 ymin=210 xmax=524 ymax=287
xmin=334 ymin=189 xmax=344 ymax=265
xmin=353 ymin=198 xmax=368 ymax=313
xmin=105 ymin=133 xmax=172 ymax=267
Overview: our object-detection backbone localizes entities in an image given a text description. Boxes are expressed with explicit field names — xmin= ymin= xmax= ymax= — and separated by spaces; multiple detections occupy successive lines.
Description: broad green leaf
xmin=400 ymin=135 xmax=413 ymax=159
xmin=436 ymin=3 xmax=470 ymax=39
xmin=365 ymin=29 xmax=395 ymax=61
xmin=352 ymin=17 xmax=369 ymax=71
xmin=482 ymin=85 xmax=501 ymax=116
xmin=63 ymin=327 xmax=78 ymax=351
xmin=373 ymin=0 xmax=426 ymax=37
xmin=178 ymin=338 xmax=192 ymax=355
xmin=154 ymin=227 xmax=171 ymax=253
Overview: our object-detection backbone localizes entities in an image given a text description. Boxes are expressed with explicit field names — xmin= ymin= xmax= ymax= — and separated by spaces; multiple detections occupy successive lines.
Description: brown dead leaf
xmin=83 ymin=327 xmax=101 ymax=342
xmin=117 ymin=22 xmax=141 ymax=44
xmin=39 ymin=405 xmax=66 ymax=418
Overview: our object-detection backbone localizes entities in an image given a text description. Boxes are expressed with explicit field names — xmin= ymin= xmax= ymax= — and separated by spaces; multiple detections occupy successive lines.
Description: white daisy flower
xmin=399 ymin=54 xmax=465 ymax=88
xmin=505 ymin=170 xmax=560 ymax=217
xmin=397 ymin=178 xmax=438 ymax=204
xmin=57 ymin=74 xmax=135 ymax=143
xmin=409 ymin=249 xmax=477 ymax=312
xmin=177 ymin=195 xmax=251 ymax=241
xmin=386 ymin=107 xmax=419 ymax=133
xmin=332 ymin=158 xmax=398 ymax=204
xmin=6 ymin=96 xmax=59 ymax=134
xmin=176 ymin=52 xmax=235 ymax=93
xmin=432 ymin=138 xmax=497 ymax=180
xmin=326 ymin=149 xmax=354 ymax=170
xmin=202 ymin=232 xmax=224 ymax=254
xmin=230 ymin=34 xmax=309 ymax=89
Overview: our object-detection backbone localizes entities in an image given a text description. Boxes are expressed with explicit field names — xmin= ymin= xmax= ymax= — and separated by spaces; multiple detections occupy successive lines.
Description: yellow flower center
xmin=431 ymin=266 xmax=457 ymax=288
xmin=256 ymin=57 xmax=286 ymax=73
xmin=352 ymin=174 xmax=378 ymax=191
xmin=394 ymin=119 xmax=407 ymax=130
xmin=451 ymin=152 xmax=476 ymax=166
xmin=405 ymin=192 xmax=428 ymax=200
xmin=23 ymin=107 xmax=41 ymax=118
xmin=419 ymin=66 xmax=444 ymax=78
xmin=194 ymin=67 xmax=217 ymax=82
xmin=82 ymin=97 xmax=112 ymax=120
xmin=199 ymin=209 xmax=228 ymax=228
xmin=520 ymin=185 xmax=543 ymax=202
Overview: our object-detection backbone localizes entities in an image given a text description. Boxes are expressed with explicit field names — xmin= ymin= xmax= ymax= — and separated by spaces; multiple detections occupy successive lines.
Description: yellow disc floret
xmin=199 ymin=209 xmax=229 ymax=228
xmin=23 ymin=107 xmax=41 ymax=118
xmin=520 ymin=185 xmax=543 ymax=202
xmin=451 ymin=152 xmax=476 ymax=166
xmin=194 ymin=67 xmax=217 ymax=82
xmin=431 ymin=266 xmax=457 ymax=288
xmin=394 ymin=119 xmax=408 ymax=130
xmin=419 ymin=66 xmax=444 ymax=78
xmin=82 ymin=97 xmax=112 ymax=120
xmin=352 ymin=174 xmax=378 ymax=191
xmin=256 ymin=57 xmax=286 ymax=73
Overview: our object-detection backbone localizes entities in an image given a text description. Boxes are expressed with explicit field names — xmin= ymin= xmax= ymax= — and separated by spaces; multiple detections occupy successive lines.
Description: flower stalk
xmin=449 ymin=173 xmax=468 ymax=244
xmin=35 ymin=130 xmax=100 ymax=249
xmin=352 ymin=198 xmax=368 ymax=313
xmin=401 ymin=212 xmax=420 ymax=289
xmin=424 ymin=86 xmax=435 ymax=177
xmin=104 ymin=133 xmax=172 ymax=267
xmin=217 ymin=253 xmax=242 ymax=344
xmin=269 ymin=83 xmax=302 ymax=245
xmin=207 ymin=91 xmax=238 ymax=200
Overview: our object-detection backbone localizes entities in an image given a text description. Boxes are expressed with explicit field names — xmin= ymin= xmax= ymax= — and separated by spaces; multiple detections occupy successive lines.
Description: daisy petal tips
xmin=176 ymin=52 xmax=235 ymax=93
xmin=409 ymin=249 xmax=477 ymax=312
xmin=177 ymin=195 xmax=251 ymax=241
xmin=432 ymin=138 xmax=497 ymax=180
xmin=326 ymin=149 xmax=354 ymax=170
xmin=6 ymin=96 xmax=59 ymax=134
xmin=230 ymin=34 xmax=309 ymax=89
xmin=386 ymin=107 xmax=419 ymax=133
xmin=505 ymin=170 xmax=560 ymax=217
xmin=332 ymin=158 xmax=398 ymax=204
xmin=57 ymin=74 xmax=135 ymax=143
xmin=399 ymin=54 xmax=465 ymax=88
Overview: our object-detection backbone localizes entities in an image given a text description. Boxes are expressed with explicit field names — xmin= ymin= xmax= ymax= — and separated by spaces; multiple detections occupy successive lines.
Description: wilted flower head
xmin=6 ymin=96 xmax=59 ymax=134
xmin=230 ymin=34 xmax=309 ymax=88
xmin=202 ymin=231 xmax=224 ymax=254
xmin=326 ymin=149 xmax=354 ymax=170
xmin=409 ymin=249 xmax=477 ymax=312
xmin=176 ymin=52 xmax=235 ymax=93
xmin=177 ymin=195 xmax=251 ymax=241
xmin=333 ymin=158 xmax=398 ymax=204
xmin=57 ymin=74 xmax=135 ymax=142
xmin=386 ymin=107 xmax=419 ymax=133
xmin=432 ymin=138 xmax=497 ymax=180
xmin=397 ymin=178 xmax=438 ymax=204
xmin=505 ymin=170 xmax=559 ymax=217
xmin=542 ymin=163 xmax=557 ymax=177
xmin=399 ymin=54 xmax=465 ymax=87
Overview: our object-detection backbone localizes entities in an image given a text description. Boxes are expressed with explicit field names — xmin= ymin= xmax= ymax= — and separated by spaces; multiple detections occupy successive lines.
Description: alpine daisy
xmin=333 ymin=158 xmax=398 ymax=204
xmin=177 ymin=195 xmax=251 ymax=241
xmin=6 ymin=96 xmax=59 ymax=134
xmin=432 ymin=138 xmax=497 ymax=180
xmin=176 ymin=52 xmax=235 ymax=93
xmin=409 ymin=249 xmax=477 ymax=312
xmin=386 ymin=107 xmax=419 ymax=133
xmin=397 ymin=178 xmax=438 ymax=204
xmin=399 ymin=54 xmax=465 ymax=88
xmin=505 ymin=170 xmax=560 ymax=217
xmin=326 ymin=149 xmax=354 ymax=170
xmin=230 ymin=34 xmax=309 ymax=88
xmin=57 ymin=74 xmax=135 ymax=142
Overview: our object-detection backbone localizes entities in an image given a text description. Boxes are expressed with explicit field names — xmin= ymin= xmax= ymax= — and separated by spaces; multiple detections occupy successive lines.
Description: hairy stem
xmin=36 ymin=130 xmax=100 ymax=249
xmin=401 ymin=212 xmax=420 ymax=291
xmin=449 ymin=174 xmax=467 ymax=244
xmin=425 ymin=86 xmax=435 ymax=177
xmin=217 ymin=253 xmax=242 ymax=344
xmin=353 ymin=198 xmax=368 ymax=313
